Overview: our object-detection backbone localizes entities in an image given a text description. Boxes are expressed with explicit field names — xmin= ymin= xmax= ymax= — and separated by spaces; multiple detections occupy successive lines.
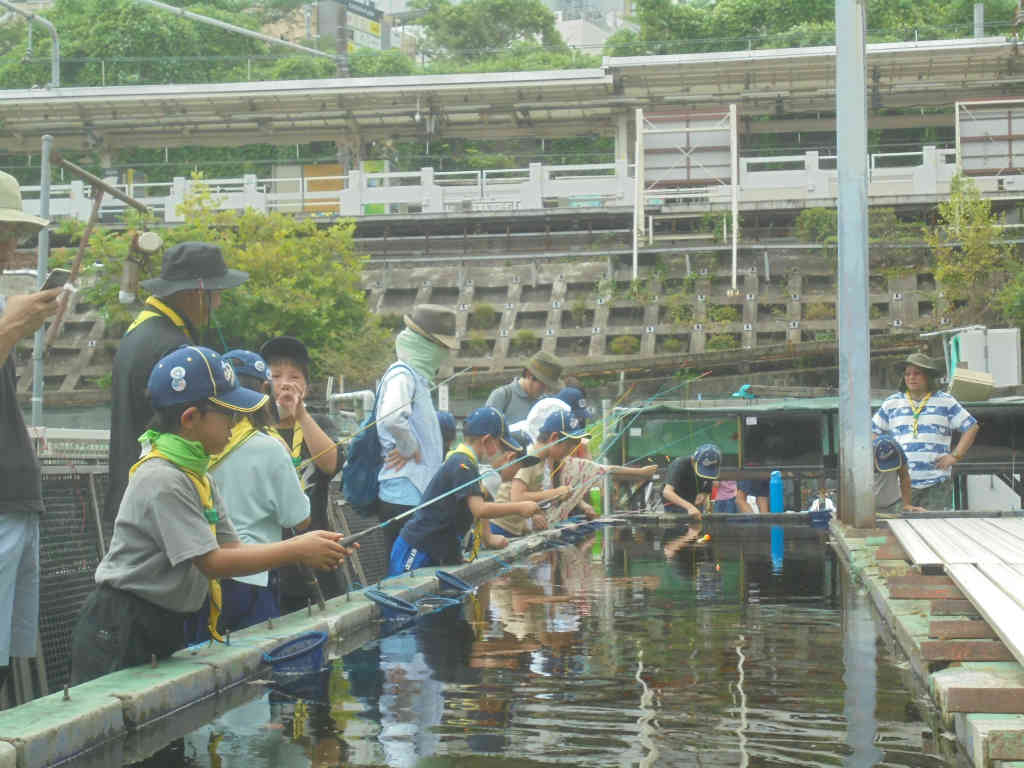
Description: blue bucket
xmin=263 ymin=631 xmax=328 ymax=676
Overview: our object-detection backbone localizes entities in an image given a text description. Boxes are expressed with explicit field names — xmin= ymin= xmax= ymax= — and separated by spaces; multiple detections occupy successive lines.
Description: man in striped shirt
xmin=872 ymin=353 xmax=979 ymax=510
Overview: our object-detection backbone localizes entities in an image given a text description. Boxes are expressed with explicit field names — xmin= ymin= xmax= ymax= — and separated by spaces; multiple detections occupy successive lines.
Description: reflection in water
xmin=179 ymin=523 xmax=947 ymax=768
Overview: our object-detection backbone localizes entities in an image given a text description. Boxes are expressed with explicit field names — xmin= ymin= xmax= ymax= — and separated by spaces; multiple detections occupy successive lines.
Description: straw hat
xmin=0 ymin=170 xmax=48 ymax=232
xmin=404 ymin=304 xmax=458 ymax=350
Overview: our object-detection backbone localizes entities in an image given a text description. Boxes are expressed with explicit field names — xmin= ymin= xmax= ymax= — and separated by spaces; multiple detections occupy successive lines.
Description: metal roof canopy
xmin=0 ymin=36 xmax=1019 ymax=153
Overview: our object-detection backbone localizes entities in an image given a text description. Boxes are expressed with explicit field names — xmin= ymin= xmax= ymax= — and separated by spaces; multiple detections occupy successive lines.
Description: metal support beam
xmin=31 ymin=135 xmax=52 ymax=428
xmin=0 ymin=0 xmax=59 ymax=88
xmin=835 ymin=0 xmax=874 ymax=528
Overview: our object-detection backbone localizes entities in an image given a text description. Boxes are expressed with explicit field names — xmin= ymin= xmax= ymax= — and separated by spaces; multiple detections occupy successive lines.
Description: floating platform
xmin=830 ymin=513 xmax=1024 ymax=768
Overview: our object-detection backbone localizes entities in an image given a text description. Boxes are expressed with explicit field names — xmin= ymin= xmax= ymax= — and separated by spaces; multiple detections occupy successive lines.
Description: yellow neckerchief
xmin=207 ymin=418 xmax=260 ymax=471
xmin=906 ymin=391 xmax=933 ymax=437
xmin=130 ymin=449 xmax=225 ymax=643
xmin=125 ymin=296 xmax=194 ymax=341
xmin=279 ymin=421 xmax=305 ymax=468
xmin=449 ymin=443 xmax=485 ymax=563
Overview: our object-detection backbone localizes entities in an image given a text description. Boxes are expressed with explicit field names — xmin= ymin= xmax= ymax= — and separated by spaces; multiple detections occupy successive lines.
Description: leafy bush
xmin=705 ymin=333 xmax=740 ymax=351
xmin=661 ymin=337 xmax=683 ymax=353
xmin=378 ymin=312 xmax=405 ymax=332
xmin=469 ymin=302 xmax=499 ymax=329
xmin=609 ymin=335 xmax=640 ymax=355
xmin=707 ymin=305 xmax=740 ymax=323
xmin=794 ymin=207 xmax=838 ymax=243
xmin=570 ymin=299 xmax=588 ymax=326
xmin=464 ymin=331 xmax=491 ymax=356
xmin=509 ymin=329 xmax=539 ymax=355
xmin=803 ymin=302 xmax=836 ymax=320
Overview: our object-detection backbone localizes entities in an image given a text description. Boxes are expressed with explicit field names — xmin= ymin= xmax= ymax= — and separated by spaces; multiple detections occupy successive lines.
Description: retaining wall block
xmin=0 ymin=682 xmax=124 ymax=768
xmin=957 ymin=713 xmax=1024 ymax=767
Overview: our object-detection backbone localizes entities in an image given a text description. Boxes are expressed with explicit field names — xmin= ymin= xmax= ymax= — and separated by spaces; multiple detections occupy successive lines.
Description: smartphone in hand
xmin=41 ymin=268 xmax=71 ymax=291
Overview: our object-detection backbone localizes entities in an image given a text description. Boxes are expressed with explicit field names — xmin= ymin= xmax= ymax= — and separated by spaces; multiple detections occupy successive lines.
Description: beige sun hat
xmin=0 ymin=170 xmax=49 ymax=232
xmin=404 ymin=304 xmax=458 ymax=350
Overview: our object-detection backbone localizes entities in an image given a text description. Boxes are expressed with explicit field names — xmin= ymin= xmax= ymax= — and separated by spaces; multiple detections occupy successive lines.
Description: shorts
xmin=739 ymin=479 xmax=770 ymax=497
xmin=490 ymin=522 xmax=514 ymax=537
xmin=714 ymin=498 xmax=738 ymax=515
xmin=0 ymin=511 xmax=40 ymax=665
xmin=388 ymin=536 xmax=435 ymax=577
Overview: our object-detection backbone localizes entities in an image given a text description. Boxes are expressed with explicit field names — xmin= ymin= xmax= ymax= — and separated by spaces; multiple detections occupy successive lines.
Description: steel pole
xmin=0 ymin=0 xmax=59 ymax=87
xmin=835 ymin=0 xmax=874 ymax=528
xmin=31 ymin=136 xmax=53 ymax=427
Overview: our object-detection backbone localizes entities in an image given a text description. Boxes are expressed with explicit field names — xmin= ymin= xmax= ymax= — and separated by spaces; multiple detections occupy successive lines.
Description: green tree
xmin=924 ymin=173 xmax=1018 ymax=327
xmin=411 ymin=0 xmax=567 ymax=60
xmin=66 ymin=178 xmax=389 ymax=386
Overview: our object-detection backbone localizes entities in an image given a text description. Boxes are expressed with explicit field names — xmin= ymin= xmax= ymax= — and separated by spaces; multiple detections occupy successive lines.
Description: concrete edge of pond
xmin=0 ymin=514 xmax=623 ymax=768
xmin=829 ymin=518 xmax=1024 ymax=768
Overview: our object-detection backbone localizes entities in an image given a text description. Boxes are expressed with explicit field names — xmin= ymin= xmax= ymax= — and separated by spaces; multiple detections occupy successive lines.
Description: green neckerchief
xmin=137 ymin=429 xmax=217 ymax=523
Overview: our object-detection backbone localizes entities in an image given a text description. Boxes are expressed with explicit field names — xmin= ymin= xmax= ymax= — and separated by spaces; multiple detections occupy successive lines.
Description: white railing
xmin=18 ymin=146 xmax=1017 ymax=223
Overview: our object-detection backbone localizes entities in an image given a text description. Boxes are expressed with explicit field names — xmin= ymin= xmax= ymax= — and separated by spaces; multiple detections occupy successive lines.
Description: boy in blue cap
xmin=389 ymin=407 xmax=541 ymax=574
xmin=874 ymin=433 xmax=925 ymax=516
xmin=71 ymin=346 xmax=350 ymax=684
xmin=662 ymin=444 xmax=721 ymax=517
xmin=183 ymin=349 xmax=312 ymax=642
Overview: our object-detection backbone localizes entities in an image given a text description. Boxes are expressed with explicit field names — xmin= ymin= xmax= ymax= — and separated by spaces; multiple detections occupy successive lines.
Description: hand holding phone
xmin=41 ymin=268 xmax=72 ymax=291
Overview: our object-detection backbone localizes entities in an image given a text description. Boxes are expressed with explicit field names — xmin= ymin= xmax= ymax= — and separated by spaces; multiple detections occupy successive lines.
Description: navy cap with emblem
xmin=538 ymin=410 xmax=590 ymax=440
xmin=149 ymin=345 xmax=268 ymax=413
xmin=873 ymin=434 xmax=904 ymax=472
xmin=223 ymin=349 xmax=272 ymax=381
xmin=463 ymin=406 xmax=522 ymax=451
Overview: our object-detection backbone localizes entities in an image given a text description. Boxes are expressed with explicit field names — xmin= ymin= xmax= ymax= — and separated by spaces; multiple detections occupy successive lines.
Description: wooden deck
xmin=886 ymin=518 xmax=1024 ymax=670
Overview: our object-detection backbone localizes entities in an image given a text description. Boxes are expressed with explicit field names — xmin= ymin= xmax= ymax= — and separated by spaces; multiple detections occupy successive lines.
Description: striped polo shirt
xmin=871 ymin=390 xmax=977 ymax=489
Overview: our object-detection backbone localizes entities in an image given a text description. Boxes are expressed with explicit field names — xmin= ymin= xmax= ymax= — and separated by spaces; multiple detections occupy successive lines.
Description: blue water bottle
xmin=769 ymin=470 xmax=783 ymax=514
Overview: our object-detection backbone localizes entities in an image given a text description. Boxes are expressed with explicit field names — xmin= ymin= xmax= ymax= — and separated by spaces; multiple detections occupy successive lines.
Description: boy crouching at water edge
xmin=71 ymin=346 xmax=351 ymax=685
xmin=497 ymin=411 xmax=659 ymax=531
xmin=874 ymin=433 xmax=925 ymax=517
xmin=388 ymin=407 xmax=542 ymax=575
xmin=183 ymin=349 xmax=312 ymax=644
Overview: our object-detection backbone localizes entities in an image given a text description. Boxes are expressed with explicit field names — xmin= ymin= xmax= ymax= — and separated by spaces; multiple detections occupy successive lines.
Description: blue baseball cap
xmin=437 ymin=410 xmax=456 ymax=443
xmin=463 ymin=406 xmax=521 ymax=451
xmin=538 ymin=410 xmax=590 ymax=440
xmin=149 ymin=345 xmax=268 ymax=413
xmin=873 ymin=435 xmax=904 ymax=472
xmin=555 ymin=387 xmax=593 ymax=425
xmin=223 ymin=349 xmax=271 ymax=381
xmin=693 ymin=443 xmax=722 ymax=479
xmin=509 ymin=429 xmax=542 ymax=467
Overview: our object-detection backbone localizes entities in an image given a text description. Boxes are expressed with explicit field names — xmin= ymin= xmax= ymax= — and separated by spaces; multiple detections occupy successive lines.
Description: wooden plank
xmin=947 ymin=518 xmax=1024 ymax=565
xmin=987 ymin=519 xmax=1024 ymax=550
xmin=947 ymin=563 xmax=1024 ymax=668
xmin=910 ymin=518 xmax=1001 ymax=564
xmin=890 ymin=582 xmax=964 ymax=600
xmin=977 ymin=563 xmax=1024 ymax=611
xmin=931 ymin=599 xmax=980 ymax=616
xmin=875 ymin=542 xmax=908 ymax=560
xmin=933 ymin=663 xmax=1024 ymax=715
xmin=928 ymin=620 xmax=998 ymax=639
xmin=886 ymin=519 xmax=943 ymax=566
xmin=920 ymin=639 xmax=1015 ymax=661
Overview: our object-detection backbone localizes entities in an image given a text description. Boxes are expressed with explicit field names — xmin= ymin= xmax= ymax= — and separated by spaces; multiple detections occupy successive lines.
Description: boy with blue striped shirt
xmin=872 ymin=353 xmax=979 ymax=510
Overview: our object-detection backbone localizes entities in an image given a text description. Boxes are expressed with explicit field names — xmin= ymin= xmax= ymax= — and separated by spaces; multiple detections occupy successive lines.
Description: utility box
xmin=952 ymin=328 xmax=1022 ymax=388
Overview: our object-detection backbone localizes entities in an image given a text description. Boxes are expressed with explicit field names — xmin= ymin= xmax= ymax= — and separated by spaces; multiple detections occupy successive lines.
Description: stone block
xmin=957 ymin=713 xmax=1024 ymax=767
xmin=93 ymin=658 xmax=218 ymax=729
xmin=933 ymin=663 xmax=1024 ymax=726
xmin=0 ymin=684 xmax=123 ymax=768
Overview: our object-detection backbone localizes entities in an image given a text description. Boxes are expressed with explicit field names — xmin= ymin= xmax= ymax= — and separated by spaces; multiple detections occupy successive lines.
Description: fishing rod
xmin=292 ymin=365 xmax=478 ymax=472
xmin=335 ymin=399 xmax=635 ymax=549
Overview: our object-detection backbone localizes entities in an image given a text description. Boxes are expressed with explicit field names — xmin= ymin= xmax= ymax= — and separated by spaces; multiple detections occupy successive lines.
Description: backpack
xmin=341 ymin=363 xmax=413 ymax=508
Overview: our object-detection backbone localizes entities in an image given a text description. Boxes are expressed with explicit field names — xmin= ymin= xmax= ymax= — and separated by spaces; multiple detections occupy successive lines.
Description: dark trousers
xmin=377 ymin=500 xmax=414 ymax=557
xmin=183 ymin=575 xmax=280 ymax=645
xmin=71 ymin=585 xmax=188 ymax=685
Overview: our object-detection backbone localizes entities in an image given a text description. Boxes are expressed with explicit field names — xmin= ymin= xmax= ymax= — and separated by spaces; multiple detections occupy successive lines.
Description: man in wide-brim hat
xmin=106 ymin=242 xmax=249 ymax=523
xmin=370 ymin=304 xmax=458 ymax=553
xmin=0 ymin=170 xmax=64 ymax=694
xmin=485 ymin=350 xmax=566 ymax=424
xmin=871 ymin=352 xmax=980 ymax=511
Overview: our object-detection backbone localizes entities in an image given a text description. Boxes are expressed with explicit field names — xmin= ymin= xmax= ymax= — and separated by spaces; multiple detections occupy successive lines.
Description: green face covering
xmin=395 ymin=328 xmax=449 ymax=382
xmin=138 ymin=429 xmax=211 ymax=476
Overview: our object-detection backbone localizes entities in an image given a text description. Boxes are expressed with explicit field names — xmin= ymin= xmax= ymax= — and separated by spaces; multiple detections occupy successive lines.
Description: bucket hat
xmin=525 ymin=351 xmax=564 ymax=391
xmin=149 ymin=345 xmax=268 ymax=413
xmin=899 ymin=352 xmax=942 ymax=374
xmin=404 ymin=304 xmax=458 ymax=350
xmin=0 ymin=170 xmax=48 ymax=231
xmin=141 ymin=242 xmax=248 ymax=298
